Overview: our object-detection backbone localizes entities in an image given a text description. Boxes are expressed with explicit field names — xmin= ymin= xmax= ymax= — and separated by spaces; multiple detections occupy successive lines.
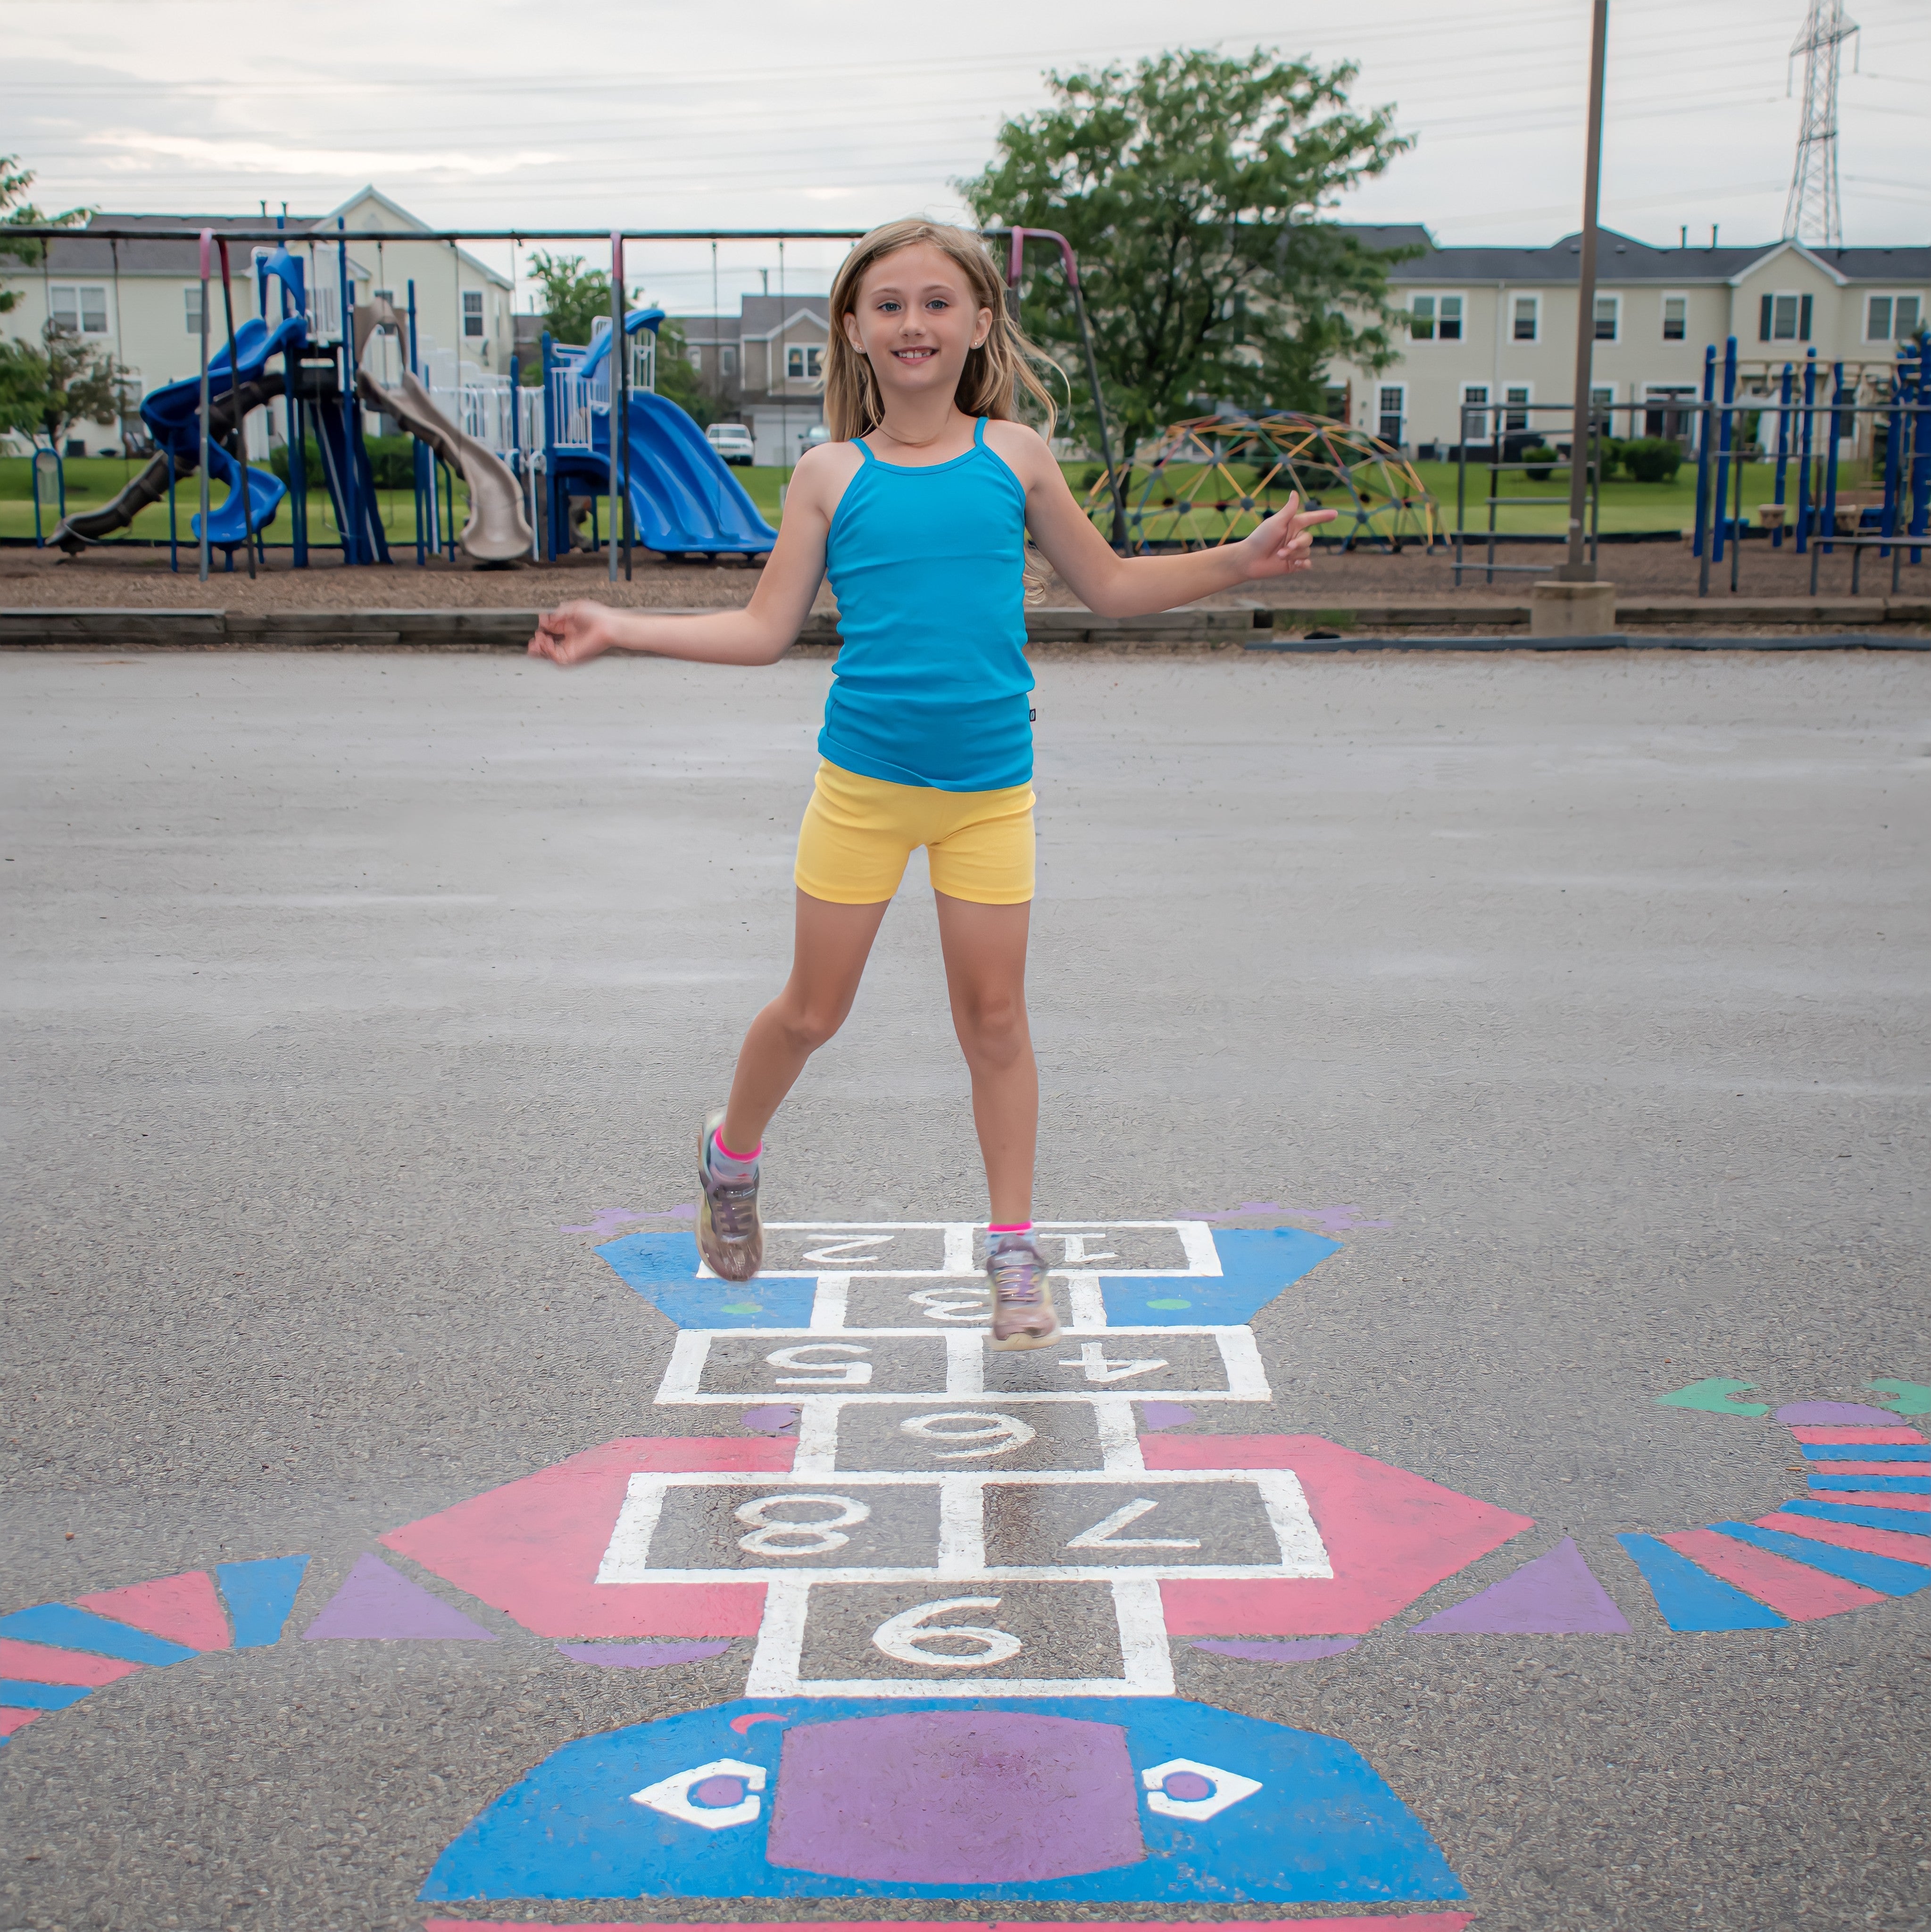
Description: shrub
xmin=1521 ymin=444 xmax=1557 ymax=481
xmin=269 ymin=433 xmax=424 ymax=491
xmin=1621 ymin=437 xmax=1683 ymax=484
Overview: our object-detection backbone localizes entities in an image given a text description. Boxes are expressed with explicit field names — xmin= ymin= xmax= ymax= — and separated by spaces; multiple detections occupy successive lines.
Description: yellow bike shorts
xmin=794 ymin=760 xmax=1036 ymax=906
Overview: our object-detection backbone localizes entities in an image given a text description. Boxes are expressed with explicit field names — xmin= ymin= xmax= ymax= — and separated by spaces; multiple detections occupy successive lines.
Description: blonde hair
xmin=824 ymin=218 xmax=1061 ymax=443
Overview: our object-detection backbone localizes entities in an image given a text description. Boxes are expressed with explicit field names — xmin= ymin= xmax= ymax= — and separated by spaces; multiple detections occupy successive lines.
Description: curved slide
xmin=610 ymin=391 xmax=777 ymax=557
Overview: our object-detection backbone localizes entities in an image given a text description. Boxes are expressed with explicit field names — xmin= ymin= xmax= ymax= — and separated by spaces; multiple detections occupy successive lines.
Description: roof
xmin=312 ymin=187 xmax=511 ymax=287
xmin=671 ymin=293 xmax=829 ymax=345
xmin=1352 ymin=225 xmax=1931 ymax=287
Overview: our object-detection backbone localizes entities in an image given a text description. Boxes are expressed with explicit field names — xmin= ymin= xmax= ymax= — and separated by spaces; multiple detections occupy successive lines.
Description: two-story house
xmin=1337 ymin=226 xmax=1927 ymax=463
xmin=674 ymin=293 xmax=830 ymax=466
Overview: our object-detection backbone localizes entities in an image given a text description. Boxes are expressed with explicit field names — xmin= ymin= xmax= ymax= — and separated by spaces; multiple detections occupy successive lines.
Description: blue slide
xmin=576 ymin=310 xmax=776 ymax=557
xmin=140 ymin=314 xmax=305 ymax=547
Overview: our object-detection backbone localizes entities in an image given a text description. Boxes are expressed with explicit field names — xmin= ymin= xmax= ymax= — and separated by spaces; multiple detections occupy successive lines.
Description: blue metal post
xmin=542 ymin=328 xmax=560 ymax=559
xmin=1795 ymin=349 xmax=1816 ymax=554
xmin=1821 ymin=361 xmax=1845 ymax=555
xmin=338 ymin=222 xmax=362 ymax=564
xmin=1691 ymin=343 xmax=1716 ymax=560
xmin=1772 ymin=362 xmax=1792 ymax=548
xmin=167 ymin=446 xmax=177 ymax=571
xmin=1712 ymin=336 xmax=1737 ymax=565
xmin=1906 ymin=339 xmax=1929 ymax=562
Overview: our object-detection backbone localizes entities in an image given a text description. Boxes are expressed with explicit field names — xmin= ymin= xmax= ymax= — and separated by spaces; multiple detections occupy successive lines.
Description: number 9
xmin=898 ymin=1411 xmax=1037 ymax=1460
xmin=872 ymin=1597 xmax=1023 ymax=1668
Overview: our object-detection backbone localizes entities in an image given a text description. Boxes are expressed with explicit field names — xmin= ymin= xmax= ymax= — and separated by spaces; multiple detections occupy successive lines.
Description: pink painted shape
xmin=1755 ymin=1511 xmax=1931 ymax=1569
xmin=75 ymin=1570 xmax=229 ymax=1651
xmin=381 ymin=1435 xmax=793 ymax=1639
xmin=0 ymin=1708 xmax=45 ymax=1739
xmin=1146 ymin=1434 xmax=1534 ymax=1636
xmin=0 ymin=1638 xmax=144 ymax=1688
xmin=1660 ymin=1529 xmax=1883 ymax=1619
xmin=422 ymin=1919 xmax=1475 ymax=1932
xmin=1811 ymin=1459 xmax=1929 ymax=1476
xmin=1409 ymin=1536 xmax=1629 ymax=1634
xmin=1813 ymin=1490 xmax=1930 ymax=1510
xmin=1789 ymin=1426 xmax=1924 ymax=1445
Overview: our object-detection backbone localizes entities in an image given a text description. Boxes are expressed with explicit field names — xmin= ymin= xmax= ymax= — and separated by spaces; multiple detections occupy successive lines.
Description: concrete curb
xmin=1 ymin=598 xmax=1925 ymax=651
xmin=1245 ymin=632 xmax=1931 ymax=653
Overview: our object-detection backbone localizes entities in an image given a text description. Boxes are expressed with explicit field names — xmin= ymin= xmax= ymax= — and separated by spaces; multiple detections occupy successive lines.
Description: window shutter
xmin=1759 ymin=294 xmax=1772 ymax=341
xmin=1799 ymin=294 xmax=1813 ymax=341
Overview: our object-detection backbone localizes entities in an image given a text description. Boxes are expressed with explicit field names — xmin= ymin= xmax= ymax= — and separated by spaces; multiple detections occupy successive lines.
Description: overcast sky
xmin=4 ymin=0 xmax=1925 ymax=314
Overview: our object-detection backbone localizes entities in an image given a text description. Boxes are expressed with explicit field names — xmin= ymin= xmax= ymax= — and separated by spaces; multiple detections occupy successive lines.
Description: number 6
xmin=871 ymin=1597 xmax=1023 ymax=1668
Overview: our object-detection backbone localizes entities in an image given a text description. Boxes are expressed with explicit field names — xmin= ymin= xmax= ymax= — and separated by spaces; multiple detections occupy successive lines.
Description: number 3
xmin=871 ymin=1597 xmax=1023 ymax=1668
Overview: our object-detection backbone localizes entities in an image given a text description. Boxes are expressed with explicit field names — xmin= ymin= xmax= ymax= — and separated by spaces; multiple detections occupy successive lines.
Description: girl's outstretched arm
xmin=527 ymin=443 xmax=858 ymax=667
xmin=986 ymin=422 xmax=1339 ymax=620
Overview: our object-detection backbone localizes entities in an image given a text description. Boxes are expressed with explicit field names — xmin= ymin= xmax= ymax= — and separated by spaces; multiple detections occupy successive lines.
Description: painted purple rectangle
xmin=1776 ymin=1402 xmax=1902 ymax=1426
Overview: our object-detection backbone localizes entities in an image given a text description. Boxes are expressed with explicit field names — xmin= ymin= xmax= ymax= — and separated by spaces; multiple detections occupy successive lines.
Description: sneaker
xmin=697 ymin=1110 xmax=763 ymax=1282
xmin=986 ymin=1232 xmax=1060 ymax=1350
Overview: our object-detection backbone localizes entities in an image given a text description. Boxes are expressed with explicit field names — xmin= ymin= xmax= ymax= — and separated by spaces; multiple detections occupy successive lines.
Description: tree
xmin=0 ymin=321 xmax=136 ymax=447
xmin=527 ymin=250 xmax=612 ymax=350
xmin=653 ymin=316 xmax=715 ymax=428
xmin=0 ymin=155 xmax=90 ymax=315
xmin=958 ymin=48 xmax=1414 ymax=459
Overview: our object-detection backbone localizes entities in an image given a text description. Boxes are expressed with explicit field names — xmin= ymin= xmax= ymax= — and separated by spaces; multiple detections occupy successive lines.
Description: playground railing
xmin=548 ymin=367 xmax=599 ymax=453
xmin=1451 ymin=400 xmax=1603 ymax=586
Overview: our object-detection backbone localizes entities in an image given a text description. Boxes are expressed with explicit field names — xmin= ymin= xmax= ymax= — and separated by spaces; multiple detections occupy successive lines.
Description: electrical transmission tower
xmin=1783 ymin=0 xmax=1860 ymax=247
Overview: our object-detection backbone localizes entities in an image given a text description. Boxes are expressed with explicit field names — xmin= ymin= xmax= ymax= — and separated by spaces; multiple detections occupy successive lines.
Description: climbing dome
xmin=1084 ymin=414 xmax=1439 ymax=554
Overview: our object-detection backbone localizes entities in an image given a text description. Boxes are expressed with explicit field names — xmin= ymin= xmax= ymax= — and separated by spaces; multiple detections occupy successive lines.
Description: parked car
xmin=802 ymin=424 xmax=831 ymax=449
xmin=706 ymin=422 xmax=755 ymax=466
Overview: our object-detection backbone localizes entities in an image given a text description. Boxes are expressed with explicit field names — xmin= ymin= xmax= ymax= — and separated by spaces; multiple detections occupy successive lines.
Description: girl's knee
xmin=953 ymin=989 xmax=1028 ymax=1063
xmin=774 ymin=994 xmax=848 ymax=1056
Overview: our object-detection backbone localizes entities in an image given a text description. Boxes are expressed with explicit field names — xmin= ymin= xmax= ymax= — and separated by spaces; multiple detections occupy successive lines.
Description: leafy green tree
xmin=653 ymin=316 xmax=715 ymax=428
xmin=0 ymin=321 xmax=135 ymax=447
xmin=527 ymin=250 xmax=613 ymax=349
xmin=0 ymin=156 xmax=90 ymax=314
xmin=959 ymin=48 xmax=1413 ymax=458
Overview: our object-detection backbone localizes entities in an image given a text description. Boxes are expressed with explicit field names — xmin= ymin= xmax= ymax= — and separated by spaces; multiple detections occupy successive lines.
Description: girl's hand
xmin=528 ymin=601 xmax=619 ymax=666
xmin=1238 ymin=494 xmax=1339 ymax=579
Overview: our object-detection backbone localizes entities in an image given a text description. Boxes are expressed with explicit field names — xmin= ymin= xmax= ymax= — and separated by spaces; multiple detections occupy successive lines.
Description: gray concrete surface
xmin=2 ymin=647 xmax=1927 ymax=1931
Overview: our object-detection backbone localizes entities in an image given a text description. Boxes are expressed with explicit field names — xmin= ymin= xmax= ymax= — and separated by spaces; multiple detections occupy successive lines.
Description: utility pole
xmin=1559 ymin=0 xmax=1610 ymax=582
xmin=1784 ymin=0 xmax=1859 ymax=248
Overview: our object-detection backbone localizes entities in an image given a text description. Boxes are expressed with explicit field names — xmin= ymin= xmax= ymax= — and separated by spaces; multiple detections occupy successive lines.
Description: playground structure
xmin=1082 ymin=414 xmax=1439 ymax=555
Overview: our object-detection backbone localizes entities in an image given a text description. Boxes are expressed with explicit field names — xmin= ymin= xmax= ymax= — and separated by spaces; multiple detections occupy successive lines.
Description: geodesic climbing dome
xmin=1083 ymin=414 xmax=1439 ymax=553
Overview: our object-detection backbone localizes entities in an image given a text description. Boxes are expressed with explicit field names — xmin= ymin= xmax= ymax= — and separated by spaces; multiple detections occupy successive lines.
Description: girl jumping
xmin=529 ymin=217 xmax=1333 ymax=1349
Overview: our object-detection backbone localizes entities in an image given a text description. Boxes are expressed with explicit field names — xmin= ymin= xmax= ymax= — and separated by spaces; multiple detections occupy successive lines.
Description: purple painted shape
xmin=740 ymin=1406 xmax=799 ymax=1435
xmin=765 ymin=1710 xmax=1145 ymax=1884
xmin=559 ymin=1204 xmax=696 ymax=1236
xmin=1193 ymin=1636 xmax=1361 ymax=1662
xmin=300 ymin=1555 xmax=497 ymax=1642
xmin=1161 ymin=1772 xmax=1213 ymax=1800
xmin=1140 ymin=1402 xmax=1197 ymax=1432
xmin=692 ymin=1775 xmax=746 ymax=1807
xmin=1775 ymin=1401 xmax=1900 ymax=1426
xmin=1409 ymin=1537 xmax=1631 ymax=1635
xmin=553 ymin=1640 xmax=732 ymax=1668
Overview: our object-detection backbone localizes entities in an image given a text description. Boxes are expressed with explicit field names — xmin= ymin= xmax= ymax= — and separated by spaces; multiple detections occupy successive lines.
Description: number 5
xmin=871 ymin=1597 xmax=1023 ymax=1668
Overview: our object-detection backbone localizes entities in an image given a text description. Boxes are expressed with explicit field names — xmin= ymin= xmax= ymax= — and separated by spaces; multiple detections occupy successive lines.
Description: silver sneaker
xmin=697 ymin=1110 xmax=763 ymax=1282
xmin=986 ymin=1232 xmax=1060 ymax=1350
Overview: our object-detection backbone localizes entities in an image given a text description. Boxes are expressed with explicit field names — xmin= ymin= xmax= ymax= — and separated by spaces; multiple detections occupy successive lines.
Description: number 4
xmin=1058 ymin=1342 xmax=1167 ymax=1383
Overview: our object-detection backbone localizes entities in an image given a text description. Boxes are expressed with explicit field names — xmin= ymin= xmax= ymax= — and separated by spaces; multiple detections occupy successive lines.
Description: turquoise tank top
xmin=820 ymin=416 xmax=1034 ymax=792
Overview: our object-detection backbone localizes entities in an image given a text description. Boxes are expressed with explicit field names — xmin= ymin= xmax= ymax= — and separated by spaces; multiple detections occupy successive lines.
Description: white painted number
xmin=899 ymin=1411 xmax=1037 ymax=1460
xmin=734 ymin=1492 xmax=871 ymax=1556
xmin=907 ymin=1286 xmax=991 ymax=1322
xmin=802 ymin=1235 xmax=895 ymax=1265
xmin=871 ymin=1596 xmax=1024 ymax=1668
xmin=1066 ymin=1498 xmax=1201 ymax=1549
xmin=1059 ymin=1341 xmax=1169 ymax=1383
xmin=764 ymin=1343 xmax=873 ymax=1386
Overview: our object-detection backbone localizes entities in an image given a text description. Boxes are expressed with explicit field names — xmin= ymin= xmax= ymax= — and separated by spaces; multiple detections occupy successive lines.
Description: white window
xmin=462 ymin=290 xmax=484 ymax=338
xmin=1589 ymin=383 xmax=1616 ymax=433
xmin=50 ymin=284 xmax=109 ymax=336
xmin=1410 ymin=292 xmax=1464 ymax=342
xmin=1866 ymin=293 xmax=1923 ymax=341
xmin=1661 ymin=293 xmax=1687 ymax=341
xmin=786 ymin=344 xmax=823 ymax=380
xmin=1759 ymin=292 xmax=1811 ymax=342
xmin=1375 ymin=384 xmax=1406 ymax=446
xmin=687 ymin=347 xmax=703 ymax=370
xmin=184 ymin=284 xmax=204 ymax=335
xmin=1504 ymin=384 xmax=1531 ymax=433
xmin=1512 ymin=295 xmax=1539 ymax=342
xmin=1460 ymin=383 xmax=1490 ymax=440
xmin=720 ymin=345 xmax=738 ymax=376
xmin=1593 ymin=294 xmax=1619 ymax=342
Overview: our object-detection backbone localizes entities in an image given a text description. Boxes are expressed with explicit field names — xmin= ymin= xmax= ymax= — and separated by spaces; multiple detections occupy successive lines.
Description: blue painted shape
xmin=1810 ymin=1473 xmax=1931 ymax=1494
xmin=1615 ymin=1533 xmax=1788 ymax=1631
xmin=0 ymin=1605 xmax=196 ymax=1666
xmin=420 ymin=1694 xmax=1465 ymax=1905
xmin=216 ymin=1556 xmax=311 ymax=1649
xmin=1706 ymin=1521 xmax=1931 ymax=1595
xmin=594 ymin=1232 xmax=816 ymax=1330
xmin=1099 ymin=1228 xmax=1341 ymax=1328
xmin=1802 ymin=1444 xmax=1931 ymax=1462
xmin=1778 ymin=1499 xmax=1931 ymax=1537
xmin=0 ymin=1679 xmax=93 ymax=1711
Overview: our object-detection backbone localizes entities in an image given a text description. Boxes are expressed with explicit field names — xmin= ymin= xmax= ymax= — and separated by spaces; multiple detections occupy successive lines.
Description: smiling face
xmin=841 ymin=241 xmax=994 ymax=414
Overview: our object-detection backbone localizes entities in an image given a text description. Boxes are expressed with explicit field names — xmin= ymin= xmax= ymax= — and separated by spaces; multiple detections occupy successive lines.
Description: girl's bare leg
xmin=933 ymin=891 xmax=1037 ymax=1227
xmin=720 ymin=890 xmax=891 ymax=1153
